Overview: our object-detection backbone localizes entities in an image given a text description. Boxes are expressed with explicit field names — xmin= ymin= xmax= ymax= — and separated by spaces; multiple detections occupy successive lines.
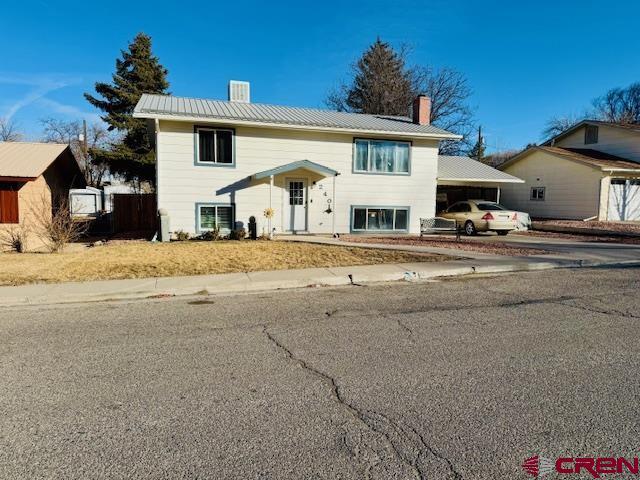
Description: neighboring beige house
xmin=499 ymin=121 xmax=640 ymax=221
xmin=0 ymin=142 xmax=85 ymax=249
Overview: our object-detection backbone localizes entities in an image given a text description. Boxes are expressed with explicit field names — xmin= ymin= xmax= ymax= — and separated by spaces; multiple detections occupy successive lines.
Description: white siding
xmin=500 ymin=150 xmax=604 ymax=219
xmin=156 ymin=120 xmax=439 ymax=235
xmin=557 ymin=125 xmax=640 ymax=162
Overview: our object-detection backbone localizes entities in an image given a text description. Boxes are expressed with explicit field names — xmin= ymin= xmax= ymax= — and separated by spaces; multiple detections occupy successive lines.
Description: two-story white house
xmin=133 ymin=82 xmax=462 ymax=237
xmin=500 ymin=120 xmax=640 ymax=221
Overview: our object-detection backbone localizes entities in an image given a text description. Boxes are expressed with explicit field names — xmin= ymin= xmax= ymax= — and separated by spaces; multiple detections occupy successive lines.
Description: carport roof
xmin=438 ymin=156 xmax=524 ymax=183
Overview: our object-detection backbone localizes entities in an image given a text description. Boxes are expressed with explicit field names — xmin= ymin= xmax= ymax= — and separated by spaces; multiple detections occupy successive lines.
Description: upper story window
xmin=584 ymin=125 xmax=598 ymax=144
xmin=195 ymin=127 xmax=234 ymax=166
xmin=353 ymin=139 xmax=410 ymax=174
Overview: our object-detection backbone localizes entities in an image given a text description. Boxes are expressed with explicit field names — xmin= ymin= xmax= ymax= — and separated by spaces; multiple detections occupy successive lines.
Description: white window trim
xmin=353 ymin=139 xmax=411 ymax=175
xmin=351 ymin=206 xmax=410 ymax=232
xmin=196 ymin=203 xmax=235 ymax=233
xmin=194 ymin=127 xmax=235 ymax=166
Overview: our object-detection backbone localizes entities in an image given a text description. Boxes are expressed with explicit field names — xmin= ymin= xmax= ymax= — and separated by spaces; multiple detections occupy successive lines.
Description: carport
xmin=437 ymin=156 xmax=524 ymax=212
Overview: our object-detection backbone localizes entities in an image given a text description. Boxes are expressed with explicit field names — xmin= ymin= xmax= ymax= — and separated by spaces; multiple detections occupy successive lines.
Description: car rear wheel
xmin=464 ymin=220 xmax=477 ymax=236
xmin=496 ymin=230 xmax=509 ymax=236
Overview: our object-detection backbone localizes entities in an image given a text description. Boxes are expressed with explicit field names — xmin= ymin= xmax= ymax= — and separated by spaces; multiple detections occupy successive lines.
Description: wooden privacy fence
xmin=111 ymin=194 xmax=157 ymax=233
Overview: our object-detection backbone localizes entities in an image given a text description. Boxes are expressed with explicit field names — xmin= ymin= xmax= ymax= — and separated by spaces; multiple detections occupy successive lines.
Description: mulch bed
xmin=341 ymin=235 xmax=549 ymax=256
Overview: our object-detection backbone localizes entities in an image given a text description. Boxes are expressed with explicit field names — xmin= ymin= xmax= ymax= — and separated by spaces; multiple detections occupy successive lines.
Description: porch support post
xmin=332 ymin=174 xmax=336 ymax=235
xmin=269 ymin=174 xmax=274 ymax=238
xmin=496 ymin=187 xmax=501 ymax=204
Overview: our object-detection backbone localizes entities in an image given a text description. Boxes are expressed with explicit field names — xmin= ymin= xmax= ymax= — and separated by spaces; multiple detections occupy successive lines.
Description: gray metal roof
xmin=254 ymin=160 xmax=339 ymax=180
xmin=134 ymin=94 xmax=459 ymax=139
xmin=438 ymin=156 xmax=523 ymax=183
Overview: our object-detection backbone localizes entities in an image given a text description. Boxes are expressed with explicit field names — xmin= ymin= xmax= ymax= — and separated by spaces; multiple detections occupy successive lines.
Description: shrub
xmin=0 ymin=226 xmax=29 ymax=253
xmin=229 ymin=228 xmax=246 ymax=241
xmin=198 ymin=225 xmax=221 ymax=241
xmin=31 ymin=195 xmax=89 ymax=253
xmin=174 ymin=230 xmax=190 ymax=241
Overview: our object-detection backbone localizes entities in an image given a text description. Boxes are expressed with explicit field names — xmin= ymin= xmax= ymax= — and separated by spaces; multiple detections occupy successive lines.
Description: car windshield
xmin=476 ymin=203 xmax=506 ymax=211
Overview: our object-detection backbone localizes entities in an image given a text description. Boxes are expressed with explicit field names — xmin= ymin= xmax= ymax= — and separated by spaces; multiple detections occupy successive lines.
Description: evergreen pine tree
xmin=85 ymin=33 xmax=169 ymax=184
xmin=329 ymin=39 xmax=415 ymax=116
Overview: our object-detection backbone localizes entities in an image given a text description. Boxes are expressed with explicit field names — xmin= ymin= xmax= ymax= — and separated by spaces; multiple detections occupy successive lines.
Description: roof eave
xmin=437 ymin=177 xmax=525 ymax=184
xmin=602 ymin=167 xmax=640 ymax=173
xmin=133 ymin=112 xmax=462 ymax=140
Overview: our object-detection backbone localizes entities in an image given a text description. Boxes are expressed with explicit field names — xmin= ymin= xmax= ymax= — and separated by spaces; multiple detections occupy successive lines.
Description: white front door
xmin=608 ymin=179 xmax=640 ymax=221
xmin=285 ymin=178 xmax=307 ymax=232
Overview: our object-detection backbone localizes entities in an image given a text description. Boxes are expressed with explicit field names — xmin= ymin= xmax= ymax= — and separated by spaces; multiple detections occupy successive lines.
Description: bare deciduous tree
xmin=414 ymin=66 xmax=474 ymax=155
xmin=593 ymin=82 xmax=640 ymax=124
xmin=542 ymin=115 xmax=580 ymax=140
xmin=0 ymin=117 xmax=23 ymax=142
xmin=41 ymin=118 xmax=113 ymax=187
xmin=326 ymin=40 xmax=475 ymax=155
xmin=482 ymin=149 xmax=522 ymax=167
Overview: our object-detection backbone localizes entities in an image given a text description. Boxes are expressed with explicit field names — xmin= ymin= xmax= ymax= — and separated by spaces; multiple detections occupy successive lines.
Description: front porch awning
xmin=253 ymin=160 xmax=339 ymax=180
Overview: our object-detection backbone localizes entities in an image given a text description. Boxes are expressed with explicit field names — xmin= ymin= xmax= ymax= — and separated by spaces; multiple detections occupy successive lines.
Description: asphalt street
xmin=1 ymin=266 xmax=640 ymax=479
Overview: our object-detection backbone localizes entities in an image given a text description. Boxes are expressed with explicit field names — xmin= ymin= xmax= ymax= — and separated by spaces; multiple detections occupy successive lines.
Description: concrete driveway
xmin=470 ymin=231 xmax=640 ymax=263
xmin=1 ymin=267 xmax=640 ymax=479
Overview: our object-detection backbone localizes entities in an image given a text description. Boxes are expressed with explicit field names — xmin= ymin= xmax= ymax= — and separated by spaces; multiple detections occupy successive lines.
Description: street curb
xmin=2 ymin=258 xmax=639 ymax=307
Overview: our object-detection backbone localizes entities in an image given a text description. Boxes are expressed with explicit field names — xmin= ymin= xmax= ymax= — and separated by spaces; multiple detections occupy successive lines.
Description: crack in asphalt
xmin=262 ymin=325 xmax=462 ymax=479
xmin=550 ymin=301 xmax=640 ymax=319
xmin=364 ymin=410 xmax=463 ymax=480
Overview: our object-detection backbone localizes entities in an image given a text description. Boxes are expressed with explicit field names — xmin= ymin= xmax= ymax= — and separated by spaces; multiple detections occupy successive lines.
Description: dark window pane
xmin=198 ymin=130 xmax=216 ymax=162
xmin=217 ymin=130 xmax=233 ymax=164
xmin=395 ymin=209 xmax=408 ymax=230
xmin=380 ymin=209 xmax=394 ymax=229
xmin=200 ymin=206 xmax=216 ymax=229
xmin=353 ymin=208 xmax=366 ymax=230
xmin=217 ymin=206 xmax=233 ymax=230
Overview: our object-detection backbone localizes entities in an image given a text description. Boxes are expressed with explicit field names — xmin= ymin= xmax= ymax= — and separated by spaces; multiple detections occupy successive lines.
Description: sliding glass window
xmin=351 ymin=206 xmax=409 ymax=232
xmin=353 ymin=139 xmax=410 ymax=174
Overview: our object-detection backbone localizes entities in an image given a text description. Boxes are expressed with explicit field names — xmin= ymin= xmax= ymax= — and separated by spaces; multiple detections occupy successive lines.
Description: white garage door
xmin=608 ymin=179 xmax=640 ymax=221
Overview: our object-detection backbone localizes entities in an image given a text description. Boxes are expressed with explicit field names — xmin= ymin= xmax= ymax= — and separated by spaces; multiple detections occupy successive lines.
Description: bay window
xmin=353 ymin=139 xmax=410 ymax=174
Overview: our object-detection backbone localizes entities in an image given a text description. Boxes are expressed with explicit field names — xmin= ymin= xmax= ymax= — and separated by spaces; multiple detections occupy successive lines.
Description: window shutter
xmin=0 ymin=186 xmax=19 ymax=224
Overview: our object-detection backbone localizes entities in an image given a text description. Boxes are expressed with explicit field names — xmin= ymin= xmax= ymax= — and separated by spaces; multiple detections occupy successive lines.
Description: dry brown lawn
xmin=0 ymin=240 xmax=448 ymax=286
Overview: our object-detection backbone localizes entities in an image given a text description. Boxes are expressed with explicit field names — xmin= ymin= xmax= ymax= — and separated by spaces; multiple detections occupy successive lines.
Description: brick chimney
xmin=412 ymin=95 xmax=431 ymax=125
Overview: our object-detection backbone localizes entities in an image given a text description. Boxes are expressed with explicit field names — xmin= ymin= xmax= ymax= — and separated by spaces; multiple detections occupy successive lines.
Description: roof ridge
xmin=139 ymin=93 xmax=412 ymax=120
xmin=0 ymin=141 xmax=68 ymax=147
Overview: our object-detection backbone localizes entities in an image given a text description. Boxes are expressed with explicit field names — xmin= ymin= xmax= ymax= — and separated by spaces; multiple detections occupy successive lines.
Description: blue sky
xmin=1 ymin=0 xmax=638 ymax=151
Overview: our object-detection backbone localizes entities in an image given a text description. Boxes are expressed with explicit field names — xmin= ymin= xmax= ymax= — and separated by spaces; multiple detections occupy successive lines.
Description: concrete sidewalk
xmin=1 ymin=254 xmax=638 ymax=307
